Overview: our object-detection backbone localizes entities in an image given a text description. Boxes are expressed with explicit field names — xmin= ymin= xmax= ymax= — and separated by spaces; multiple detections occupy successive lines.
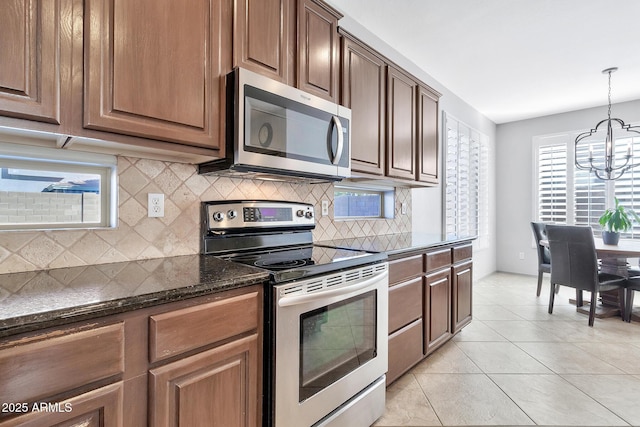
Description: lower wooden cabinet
xmin=386 ymin=242 xmax=473 ymax=385
xmin=387 ymin=319 xmax=423 ymax=384
xmin=424 ymin=268 xmax=452 ymax=355
xmin=0 ymin=286 xmax=262 ymax=427
xmin=150 ymin=334 xmax=259 ymax=427
xmin=0 ymin=382 xmax=123 ymax=427
xmin=453 ymin=260 xmax=473 ymax=333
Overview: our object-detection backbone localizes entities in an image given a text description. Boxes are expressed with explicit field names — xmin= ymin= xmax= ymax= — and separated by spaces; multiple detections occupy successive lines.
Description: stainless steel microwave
xmin=199 ymin=68 xmax=351 ymax=182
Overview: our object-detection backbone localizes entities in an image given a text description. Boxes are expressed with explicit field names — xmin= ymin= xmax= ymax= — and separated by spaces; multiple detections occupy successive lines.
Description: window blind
xmin=444 ymin=113 xmax=485 ymax=242
xmin=537 ymin=143 xmax=568 ymax=223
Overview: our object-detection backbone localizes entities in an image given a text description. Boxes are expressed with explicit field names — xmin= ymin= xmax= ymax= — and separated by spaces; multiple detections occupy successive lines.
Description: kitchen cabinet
xmin=83 ymin=0 xmax=228 ymax=150
xmin=0 ymin=323 xmax=125 ymax=427
xmin=424 ymin=271 xmax=452 ymax=355
xmin=386 ymin=241 xmax=472 ymax=385
xmin=296 ymin=0 xmax=340 ymax=102
xmin=234 ymin=0 xmax=292 ymax=83
xmin=234 ymin=0 xmax=340 ymax=102
xmin=417 ymin=85 xmax=440 ymax=184
xmin=341 ymin=32 xmax=386 ymax=175
xmin=0 ymin=286 xmax=262 ymax=427
xmin=149 ymin=335 xmax=259 ymax=427
xmin=452 ymin=244 xmax=473 ymax=332
xmin=386 ymin=65 xmax=418 ymax=180
xmin=0 ymin=0 xmax=68 ymax=127
xmin=340 ymin=31 xmax=441 ymax=184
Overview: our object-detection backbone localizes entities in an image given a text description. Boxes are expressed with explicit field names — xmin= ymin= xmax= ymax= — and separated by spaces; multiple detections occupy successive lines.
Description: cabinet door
xmin=84 ymin=0 xmax=226 ymax=149
xmin=424 ymin=268 xmax=452 ymax=355
xmin=297 ymin=0 xmax=339 ymax=102
xmin=149 ymin=334 xmax=259 ymax=427
xmin=417 ymin=85 xmax=440 ymax=184
xmin=0 ymin=382 xmax=123 ymax=427
xmin=234 ymin=0 xmax=292 ymax=83
xmin=453 ymin=260 xmax=473 ymax=333
xmin=386 ymin=65 xmax=417 ymax=180
xmin=0 ymin=0 xmax=63 ymax=124
xmin=341 ymin=35 xmax=386 ymax=176
xmin=387 ymin=319 xmax=422 ymax=385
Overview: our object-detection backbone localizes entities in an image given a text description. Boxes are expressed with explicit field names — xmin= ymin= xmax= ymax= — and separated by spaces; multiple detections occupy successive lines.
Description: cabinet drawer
xmin=0 ymin=323 xmax=124 ymax=405
xmin=453 ymin=244 xmax=473 ymax=263
xmin=387 ymin=319 xmax=423 ymax=384
xmin=388 ymin=277 xmax=422 ymax=333
xmin=389 ymin=255 xmax=423 ymax=284
xmin=149 ymin=291 xmax=259 ymax=362
xmin=425 ymin=248 xmax=451 ymax=272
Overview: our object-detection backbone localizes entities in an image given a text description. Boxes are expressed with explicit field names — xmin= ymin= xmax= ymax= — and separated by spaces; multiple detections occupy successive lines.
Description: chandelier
xmin=574 ymin=67 xmax=640 ymax=180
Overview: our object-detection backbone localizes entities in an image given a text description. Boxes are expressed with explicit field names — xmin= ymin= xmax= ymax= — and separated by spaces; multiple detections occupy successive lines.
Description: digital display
xmin=243 ymin=207 xmax=292 ymax=222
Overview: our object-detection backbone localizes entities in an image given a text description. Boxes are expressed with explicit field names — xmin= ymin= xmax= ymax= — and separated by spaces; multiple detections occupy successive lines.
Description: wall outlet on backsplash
xmin=401 ymin=202 xmax=407 ymax=215
xmin=321 ymin=200 xmax=329 ymax=216
xmin=148 ymin=193 xmax=165 ymax=218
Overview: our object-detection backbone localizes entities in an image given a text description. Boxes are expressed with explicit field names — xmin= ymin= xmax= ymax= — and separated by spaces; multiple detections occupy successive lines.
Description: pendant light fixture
xmin=574 ymin=67 xmax=640 ymax=180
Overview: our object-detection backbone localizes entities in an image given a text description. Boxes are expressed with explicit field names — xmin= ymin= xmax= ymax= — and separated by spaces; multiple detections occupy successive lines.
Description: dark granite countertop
xmin=317 ymin=232 xmax=475 ymax=258
xmin=0 ymin=255 xmax=269 ymax=339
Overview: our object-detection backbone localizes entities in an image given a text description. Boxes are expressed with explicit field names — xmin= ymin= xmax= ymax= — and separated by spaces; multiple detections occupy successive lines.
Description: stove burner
xmin=255 ymin=259 xmax=309 ymax=270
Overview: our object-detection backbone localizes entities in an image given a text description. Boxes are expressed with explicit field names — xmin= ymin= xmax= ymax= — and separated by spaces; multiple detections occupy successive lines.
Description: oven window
xmin=299 ymin=290 xmax=377 ymax=402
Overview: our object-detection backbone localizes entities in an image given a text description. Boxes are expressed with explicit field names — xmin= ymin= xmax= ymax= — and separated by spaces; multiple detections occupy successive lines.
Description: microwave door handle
xmin=330 ymin=116 xmax=344 ymax=165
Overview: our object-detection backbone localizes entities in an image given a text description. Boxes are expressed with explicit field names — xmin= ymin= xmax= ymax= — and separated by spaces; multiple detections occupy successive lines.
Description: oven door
xmin=273 ymin=263 xmax=388 ymax=427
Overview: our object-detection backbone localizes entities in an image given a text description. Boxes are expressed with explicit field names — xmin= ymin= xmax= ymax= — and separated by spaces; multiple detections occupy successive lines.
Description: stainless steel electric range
xmin=202 ymin=200 xmax=388 ymax=427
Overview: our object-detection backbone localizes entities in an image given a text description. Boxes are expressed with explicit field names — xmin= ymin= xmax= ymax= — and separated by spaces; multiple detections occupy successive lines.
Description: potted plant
xmin=598 ymin=197 xmax=640 ymax=245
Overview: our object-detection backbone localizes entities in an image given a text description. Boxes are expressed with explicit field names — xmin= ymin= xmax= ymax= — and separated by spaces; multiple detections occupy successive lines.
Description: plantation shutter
xmin=537 ymin=143 xmax=567 ymax=223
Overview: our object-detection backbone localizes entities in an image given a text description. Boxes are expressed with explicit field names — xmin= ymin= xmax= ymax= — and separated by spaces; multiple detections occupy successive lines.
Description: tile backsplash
xmin=0 ymin=156 xmax=411 ymax=274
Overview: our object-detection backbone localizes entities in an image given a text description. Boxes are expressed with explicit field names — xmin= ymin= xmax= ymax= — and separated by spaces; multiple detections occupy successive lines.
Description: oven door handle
xmin=278 ymin=271 xmax=388 ymax=307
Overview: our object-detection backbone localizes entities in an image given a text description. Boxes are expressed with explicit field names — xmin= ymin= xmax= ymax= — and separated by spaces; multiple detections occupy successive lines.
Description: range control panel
xmin=204 ymin=200 xmax=315 ymax=231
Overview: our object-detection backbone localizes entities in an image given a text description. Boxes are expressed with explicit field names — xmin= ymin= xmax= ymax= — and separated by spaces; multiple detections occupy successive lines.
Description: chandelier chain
xmin=607 ymin=70 xmax=612 ymax=120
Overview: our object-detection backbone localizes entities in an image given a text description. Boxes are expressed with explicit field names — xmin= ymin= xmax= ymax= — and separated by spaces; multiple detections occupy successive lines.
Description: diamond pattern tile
xmin=0 ymin=156 xmax=412 ymax=274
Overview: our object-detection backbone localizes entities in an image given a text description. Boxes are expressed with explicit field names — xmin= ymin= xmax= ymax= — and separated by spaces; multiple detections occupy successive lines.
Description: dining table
xmin=540 ymin=237 xmax=640 ymax=320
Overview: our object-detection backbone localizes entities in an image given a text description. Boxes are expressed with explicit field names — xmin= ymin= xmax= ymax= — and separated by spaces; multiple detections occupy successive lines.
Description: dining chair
xmin=546 ymin=224 xmax=627 ymax=326
xmin=530 ymin=222 xmax=551 ymax=296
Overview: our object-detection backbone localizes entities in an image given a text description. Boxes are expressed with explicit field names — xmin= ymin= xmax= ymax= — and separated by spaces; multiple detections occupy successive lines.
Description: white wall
xmin=496 ymin=99 xmax=640 ymax=275
xmin=336 ymin=16 xmax=498 ymax=279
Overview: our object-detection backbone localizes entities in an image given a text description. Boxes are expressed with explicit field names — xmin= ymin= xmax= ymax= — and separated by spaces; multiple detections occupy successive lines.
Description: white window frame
xmin=0 ymin=141 xmax=117 ymax=230
xmin=443 ymin=112 xmax=489 ymax=248
xmin=532 ymin=129 xmax=640 ymax=239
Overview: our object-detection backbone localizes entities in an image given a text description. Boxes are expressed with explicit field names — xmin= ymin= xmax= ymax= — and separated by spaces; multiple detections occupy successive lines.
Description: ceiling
xmin=325 ymin=0 xmax=640 ymax=124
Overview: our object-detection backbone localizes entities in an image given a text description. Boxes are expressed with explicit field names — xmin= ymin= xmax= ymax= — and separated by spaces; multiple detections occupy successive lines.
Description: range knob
xmin=305 ymin=211 xmax=313 ymax=219
xmin=227 ymin=209 xmax=238 ymax=219
xmin=212 ymin=211 xmax=225 ymax=222
xmin=296 ymin=209 xmax=305 ymax=218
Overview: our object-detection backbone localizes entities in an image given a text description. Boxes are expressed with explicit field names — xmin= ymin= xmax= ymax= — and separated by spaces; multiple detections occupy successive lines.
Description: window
xmin=444 ymin=112 xmax=489 ymax=247
xmin=334 ymin=185 xmax=394 ymax=219
xmin=0 ymin=142 xmax=117 ymax=230
xmin=533 ymin=130 xmax=640 ymax=238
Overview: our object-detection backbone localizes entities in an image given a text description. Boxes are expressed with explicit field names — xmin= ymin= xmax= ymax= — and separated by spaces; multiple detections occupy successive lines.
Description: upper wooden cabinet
xmin=0 ymin=0 xmax=66 ymax=125
xmin=234 ymin=0 xmax=292 ymax=83
xmin=418 ymin=85 xmax=440 ymax=184
xmin=341 ymin=31 xmax=441 ymax=185
xmin=233 ymin=0 xmax=340 ymax=101
xmin=84 ymin=0 xmax=228 ymax=150
xmin=297 ymin=0 xmax=340 ymax=102
xmin=341 ymin=33 xmax=386 ymax=175
xmin=387 ymin=65 xmax=417 ymax=181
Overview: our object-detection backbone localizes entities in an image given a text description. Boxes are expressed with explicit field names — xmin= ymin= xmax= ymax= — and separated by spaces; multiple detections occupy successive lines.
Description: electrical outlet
xmin=321 ymin=200 xmax=329 ymax=216
xmin=148 ymin=193 xmax=164 ymax=218
xmin=401 ymin=202 xmax=407 ymax=215
xmin=519 ymin=252 xmax=525 ymax=260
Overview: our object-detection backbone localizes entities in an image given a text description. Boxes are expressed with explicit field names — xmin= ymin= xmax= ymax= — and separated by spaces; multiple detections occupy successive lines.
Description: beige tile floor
xmin=374 ymin=272 xmax=640 ymax=427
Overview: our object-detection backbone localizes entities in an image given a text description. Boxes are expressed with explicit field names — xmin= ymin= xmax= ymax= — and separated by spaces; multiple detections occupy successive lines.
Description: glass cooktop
xmin=223 ymin=244 xmax=386 ymax=283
